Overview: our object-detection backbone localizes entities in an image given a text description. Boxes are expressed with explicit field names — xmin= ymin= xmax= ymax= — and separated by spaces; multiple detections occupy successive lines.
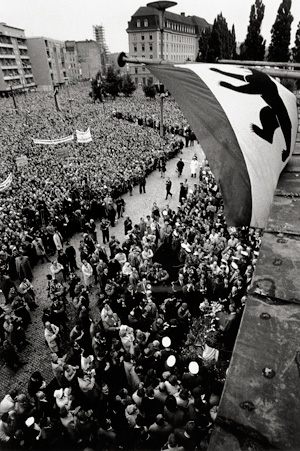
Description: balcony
xmin=0 ymin=53 xmax=15 ymax=58
xmin=1 ymin=64 xmax=18 ymax=70
xmin=20 ymin=55 xmax=30 ymax=59
xmin=0 ymin=43 xmax=13 ymax=48
xmin=24 ymin=73 xmax=33 ymax=77
xmin=3 ymin=74 xmax=21 ymax=80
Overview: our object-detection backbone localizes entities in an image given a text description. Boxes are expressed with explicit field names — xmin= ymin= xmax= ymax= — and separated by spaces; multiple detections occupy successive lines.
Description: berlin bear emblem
xmin=210 ymin=67 xmax=292 ymax=162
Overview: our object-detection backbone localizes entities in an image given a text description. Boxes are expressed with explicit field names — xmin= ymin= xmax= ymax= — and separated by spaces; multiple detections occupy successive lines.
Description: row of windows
xmin=0 ymin=36 xmax=12 ymax=45
xmin=133 ymin=42 xmax=194 ymax=53
xmin=166 ymin=20 xmax=195 ymax=34
xmin=133 ymin=44 xmax=153 ymax=52
xmin=136 ymin=19 xmax=148 ymax=27
xmin=136 ymin=18 xmax=195 ymax=34
xmin=134 ymin=77 xmax=153 ymax=85
xmin=0 ymin=48 xmax=14 ymax=55
xmin=0 ymin=59 xmax=16 ymax=66
xmin=141 ymin=34 xmax=153 ymax=41
xmin=3 ymin=69 xmax=19 ymax=76
xmin=132 ymin=33 xmax=194 ymax=44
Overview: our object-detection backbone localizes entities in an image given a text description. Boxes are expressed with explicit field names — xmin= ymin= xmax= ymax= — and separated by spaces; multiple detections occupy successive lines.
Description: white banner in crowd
xmin=0 ymin=173 xmax=12 ymax=192
xmin=32 ymin=135 xmax=74 ymax=145
xmin=16 ymin=155 xmax=29 ymax=169
xmin=76 ymin=128 xmax=92 ymax=143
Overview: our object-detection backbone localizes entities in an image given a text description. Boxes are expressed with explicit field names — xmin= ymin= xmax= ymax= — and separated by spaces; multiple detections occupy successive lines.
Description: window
xmin=150 ymin=55 xmax=153 ymax=59
xmin=141 ymin=44 xmax=145 ymax=52
xmin=134 ymin=45 xmax=137 ymax=52
xmin=142 ymin=66 xmax=145 ymax=71
xmin=141 ymin=35 xmax=145 ymax=40
xmin=137 ymin=20 xmax=141 ymax=27
xmin=149 ymin=44 xmax=153 ymax=51
xmin=135 ymin=77 xmax=138 ymax=85
xmin=144 ymin=19 xmax=148 ymax=27
xmin=149 ymin=34 xmax=152 ymax=40
xmin=149 ymin=77 xmax=153 ymax=84
xmin=135 ymin=67 xmax=138 ymax=74
xmin=143 ymin=77 xmax=146 ymax=84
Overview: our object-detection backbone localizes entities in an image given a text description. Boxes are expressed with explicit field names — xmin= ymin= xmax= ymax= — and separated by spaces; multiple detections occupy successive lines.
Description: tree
xmin=197 ymin=28 xmax=212 ymax=62
xmin=104 ymin=66 xmax=121 ymax=99
xmin=229 ymin=25 xmax=238 ymax=60
xmin=206 ymin=13 xmax=232 ymax=62
xmin=120 ymin=73 xmax=136 ymax=97
xmin=142 ymin=81 xmax=156 ymax=99
xmin=268 ymin=0 xmax=293 ymax=62
xmin=292 ymin=21 xmax=300 ymax=62
xmin=240 ymin=0 xmax=266 ymax=60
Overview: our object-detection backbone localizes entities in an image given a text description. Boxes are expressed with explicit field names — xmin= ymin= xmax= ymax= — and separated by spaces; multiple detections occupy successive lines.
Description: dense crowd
xmin=0 ymin=84 xmax=262 ymax=450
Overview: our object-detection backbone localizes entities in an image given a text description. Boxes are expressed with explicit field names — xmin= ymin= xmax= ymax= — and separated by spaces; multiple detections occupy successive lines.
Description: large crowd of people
xmin=0 ymin=83 xmax=262 ymax=450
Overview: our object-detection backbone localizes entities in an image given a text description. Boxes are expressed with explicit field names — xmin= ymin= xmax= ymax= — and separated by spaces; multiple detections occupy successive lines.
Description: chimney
xmin=181 ymin=12 xmax=185 ymax=17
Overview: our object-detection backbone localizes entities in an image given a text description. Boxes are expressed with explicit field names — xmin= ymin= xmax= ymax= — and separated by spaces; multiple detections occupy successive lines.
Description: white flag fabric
xmin=0 ymin=173 xmax=12 ymax=192
xmin=147 ymin=63 xmax=298 ymax=228
xmin=76 ymin=128 xmax=92 ymax=143
xmin=33 ymin=135 xmax=74 ymax=145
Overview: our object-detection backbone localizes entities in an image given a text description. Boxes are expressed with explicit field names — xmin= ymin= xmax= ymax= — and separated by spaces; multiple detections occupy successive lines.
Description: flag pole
xmin=117 ymin=53 xmax=300 ymax=79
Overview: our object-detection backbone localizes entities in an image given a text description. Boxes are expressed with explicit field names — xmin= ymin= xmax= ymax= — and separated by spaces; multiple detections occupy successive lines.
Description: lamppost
xmin=10 ymin=85 xmax=18 ymax=112
xmin=147 ymin=1 xmax=177 ymax=138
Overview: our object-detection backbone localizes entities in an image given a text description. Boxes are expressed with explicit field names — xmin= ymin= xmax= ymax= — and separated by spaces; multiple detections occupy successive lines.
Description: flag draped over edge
xmin=147 ymin=63 xmax=298 ymax=228
xmin=33 ymin=135 xmax=74 ymax=145
xmin=0 ymin=173 xmax=12 ymax=192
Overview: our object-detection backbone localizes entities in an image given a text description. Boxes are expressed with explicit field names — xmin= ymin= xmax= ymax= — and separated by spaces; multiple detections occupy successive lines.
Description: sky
xmin=2 ymin=0 xmax=300 ymax=53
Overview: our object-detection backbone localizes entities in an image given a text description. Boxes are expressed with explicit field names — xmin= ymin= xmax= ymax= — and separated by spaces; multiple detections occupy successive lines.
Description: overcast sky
xmin=2 ymin=0 xmax=300 ymax=53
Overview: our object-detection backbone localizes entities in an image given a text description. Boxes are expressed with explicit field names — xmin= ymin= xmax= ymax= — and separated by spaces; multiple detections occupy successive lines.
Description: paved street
xmin=0 ymin=141 xmax=205 ymax=398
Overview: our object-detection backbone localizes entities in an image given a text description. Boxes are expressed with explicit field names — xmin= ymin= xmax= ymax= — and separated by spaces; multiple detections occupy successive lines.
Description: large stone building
xmin=127 ymin=6 xmax=211 ymax=85
xmin=0 ymin=23 xmax=35 ymax=93
xmin=26 ymin=37 xmax=68 ymax=91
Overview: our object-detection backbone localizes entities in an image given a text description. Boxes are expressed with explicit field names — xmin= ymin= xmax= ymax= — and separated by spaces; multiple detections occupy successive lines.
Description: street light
xmin=10 ymin=86 xmax=18 ymax=112
xmin=147 ymin=1 xmax=177 ymax=138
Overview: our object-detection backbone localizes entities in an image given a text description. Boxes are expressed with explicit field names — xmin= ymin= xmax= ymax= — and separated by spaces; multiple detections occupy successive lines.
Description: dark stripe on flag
xmin=148 ymin=64 xmax=252 ymax=226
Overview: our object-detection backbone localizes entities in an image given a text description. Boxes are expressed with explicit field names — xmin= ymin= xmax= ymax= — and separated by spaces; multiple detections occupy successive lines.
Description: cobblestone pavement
xmin=0 ymin=141 xmax=205 ymax=399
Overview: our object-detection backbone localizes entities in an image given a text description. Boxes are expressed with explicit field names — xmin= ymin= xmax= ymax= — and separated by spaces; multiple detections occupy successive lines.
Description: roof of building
xmin=131 ymin=6 xmax=210 ymax=25
xmin=128 ymin=6 xmax=211 ymax=33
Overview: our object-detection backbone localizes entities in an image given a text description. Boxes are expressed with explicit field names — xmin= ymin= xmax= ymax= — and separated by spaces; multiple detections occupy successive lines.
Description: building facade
xmin=76 ymin=40 xmax=102 ymax=80
xmin=127 ymin=6 xmax=211 ymax=85
xmin=65 ymin=40 xmax=81 ymax=82
xmin=0 ymin=23 xmax=35 ymax=93
xmin=26 ymin=37 xmax=68 ymax=90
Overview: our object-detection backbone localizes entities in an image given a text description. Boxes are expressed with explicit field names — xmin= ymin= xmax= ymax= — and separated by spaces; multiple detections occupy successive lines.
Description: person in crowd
xmin=0 ymin=85 xmax=262 ymax=451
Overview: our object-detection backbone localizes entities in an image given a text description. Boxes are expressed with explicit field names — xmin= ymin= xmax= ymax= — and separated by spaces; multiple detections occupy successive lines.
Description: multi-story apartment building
xmin=0 ymin=23 xmax=35 ymax=93
xmin=76 ymin=40 xmax=102 ymax=80
xmin=127 ymin=6 xmax=211 ymax=85
xmin=65 ymin=40 xmax=81 ymax=82
xmin=26 ymin=37 xmax=68 ymax=90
